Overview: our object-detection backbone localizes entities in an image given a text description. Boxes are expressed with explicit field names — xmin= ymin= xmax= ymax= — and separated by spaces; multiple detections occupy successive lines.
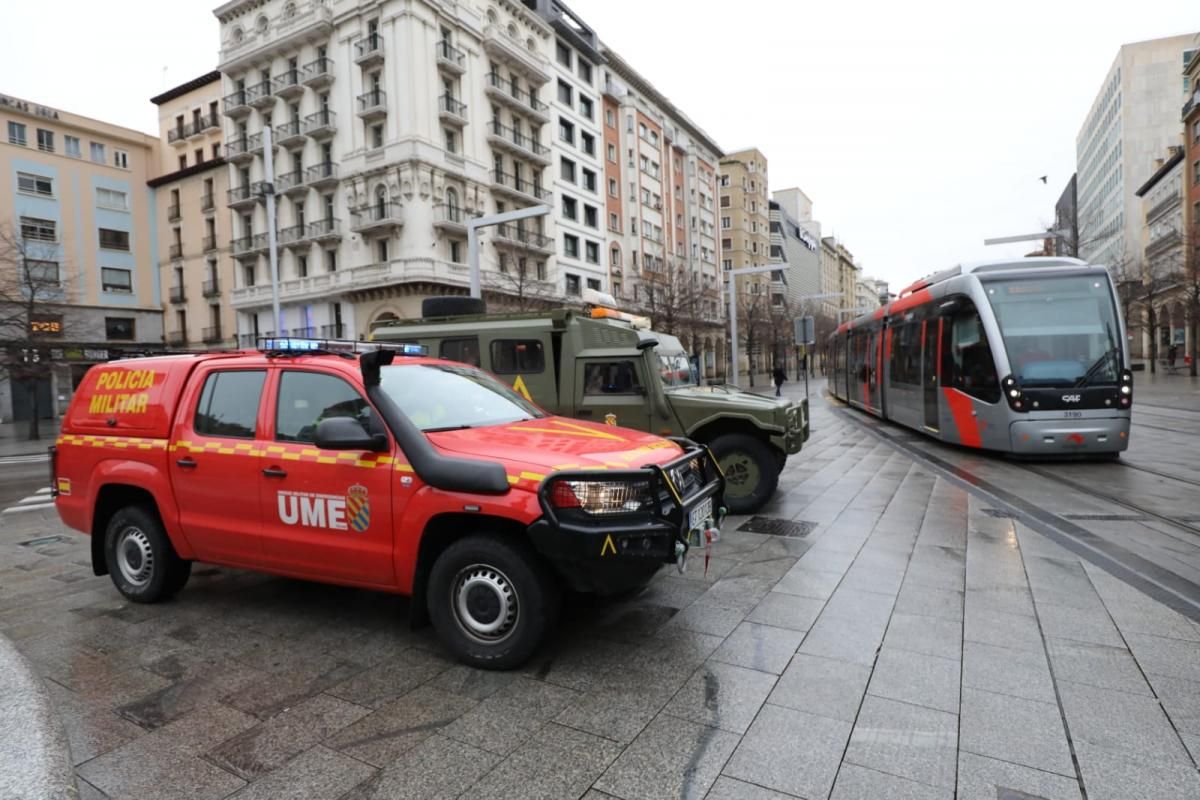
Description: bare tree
xmin=735 ymin=286 xmax=771 ymax=387
xmin=0 ymin=221 xmax=73 ymax=440
xmin=482 ymin=237 xmax=562 ymax=312
xmin=1127 ymin=255 xmax=1178 ymax=374
xmin=639 ymin=261 xmax=706 ymax=348
xmin=1177 ymin=218 xmax=1200 ymax=376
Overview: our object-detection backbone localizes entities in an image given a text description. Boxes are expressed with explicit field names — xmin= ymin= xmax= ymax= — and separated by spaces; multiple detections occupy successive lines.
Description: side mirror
xmin=315 ymin=417 xmax=389 ymax=452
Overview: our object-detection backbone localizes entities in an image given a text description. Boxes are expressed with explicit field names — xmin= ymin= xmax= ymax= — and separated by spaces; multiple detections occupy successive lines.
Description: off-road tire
xmin=709 ymin=433 xmax=779 ymax=514
xmin=422 ymin=296 xmax=487 ymax=318
xmin=104 ymin=505 xmax=191 ymax=603
xmin=427 ymin=534 xmax=559 ymax=669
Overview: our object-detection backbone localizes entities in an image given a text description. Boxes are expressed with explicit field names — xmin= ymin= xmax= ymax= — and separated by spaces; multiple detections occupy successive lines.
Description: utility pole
xmin=467 ymin=205 xmax=552 ymax=298
xmin=725 ymin=264 xmax=782 ymax=388
xmin=262 ymin=125 xmax=282 ymax=336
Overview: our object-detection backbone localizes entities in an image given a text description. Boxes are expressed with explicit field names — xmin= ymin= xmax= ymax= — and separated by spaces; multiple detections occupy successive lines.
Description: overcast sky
xmin=2 ymin=0 xmax=1194 ymax=289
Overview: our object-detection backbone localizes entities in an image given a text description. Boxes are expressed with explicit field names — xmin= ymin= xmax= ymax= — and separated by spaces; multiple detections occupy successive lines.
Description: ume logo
xmin=1061 ymin=394 xmax=1081 ymax=403
xmin=278 ymin=490 xmax=352 ymax=531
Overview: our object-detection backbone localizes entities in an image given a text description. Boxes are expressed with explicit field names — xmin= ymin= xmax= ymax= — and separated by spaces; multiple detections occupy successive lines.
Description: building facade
xmin=1 ymin=94 xmax=160 ymax=422
xmin=767 ymin=197 xmax=820 ymax=308
xmin=1054 ymin=174 xmax=1078 ymax=257
xmin=1134 ymin=147 xmax=1187 ymax=359
xmin=149 ymin=72 xmax=236 ymax=349
xmin=719 ymin=148 xmax=770 ymax=375
xmin=1185 ymin=37 xmax=1200 ymax=275
xmin=1075 ymin=34 xmax=1198 ymax=267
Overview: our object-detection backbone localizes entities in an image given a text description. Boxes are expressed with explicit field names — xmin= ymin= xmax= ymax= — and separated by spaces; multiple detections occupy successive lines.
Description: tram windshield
xmin=982 ymin=274 xmax=1122 ymax=387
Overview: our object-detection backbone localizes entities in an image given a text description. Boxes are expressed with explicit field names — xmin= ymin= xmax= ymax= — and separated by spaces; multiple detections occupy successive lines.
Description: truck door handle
xmin=577 ymin=409 xmax=593 ymax=417
xmin=262 ymin=467 xmax=287 ymax=478
xmin=176 ymin=458 xmax=197 ymax=469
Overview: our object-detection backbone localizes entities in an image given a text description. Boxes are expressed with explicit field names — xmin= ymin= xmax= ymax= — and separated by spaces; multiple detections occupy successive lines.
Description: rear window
xmin=194 ymin=370 xmax=266 ymax=439
xmin=490 ymin=339 xmax=545 ymax=374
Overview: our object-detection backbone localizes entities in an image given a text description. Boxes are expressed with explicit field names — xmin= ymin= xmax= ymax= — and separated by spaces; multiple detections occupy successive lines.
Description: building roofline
xmin=1133 ymin=147 xmax=1184 ymax=196
xmin=147 ymin=157 xmax=226 ymax=187
xmin=150 ymin=71 xmax=222 ymax=106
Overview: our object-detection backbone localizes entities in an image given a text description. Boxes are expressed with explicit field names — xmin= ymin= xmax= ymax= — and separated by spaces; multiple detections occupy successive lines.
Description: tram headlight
xmin=1009 ymin=389 xmax=1020 ymax=398
xmin=1120 ymin=385 xmax=1131 ymax=395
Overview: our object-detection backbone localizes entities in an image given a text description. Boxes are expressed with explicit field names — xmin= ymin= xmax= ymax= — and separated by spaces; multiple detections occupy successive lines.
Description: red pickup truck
xmin=52 ymin=340 xmax=724 ymax=668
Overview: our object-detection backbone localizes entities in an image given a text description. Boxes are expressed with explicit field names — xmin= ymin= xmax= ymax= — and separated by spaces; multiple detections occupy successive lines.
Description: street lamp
xmin=467 ymin=205 xmax=552 ymax=298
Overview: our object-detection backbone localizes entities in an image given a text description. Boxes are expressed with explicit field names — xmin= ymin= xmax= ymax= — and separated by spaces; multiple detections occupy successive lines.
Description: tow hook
xmin=674 ymin=540 xmax=688 ymax=574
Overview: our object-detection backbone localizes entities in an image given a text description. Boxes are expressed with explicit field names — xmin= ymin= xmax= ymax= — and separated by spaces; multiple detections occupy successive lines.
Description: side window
xmin=276 ymin=371 xmax=375 ymax=443
xmin=194 ymin=370 xmax=266 ymax=438
xmin=440 ymin=337 xmax=480 ymax=366
xmin=890 ymin=322 xmax=921 ymax=386
xmin=491 ymin=339 xmax=545 ymax=374
xmin=941 ymin=302 xmax=1000 ymax=403
xmin=583 ymin=361 xmax=642 ymax=395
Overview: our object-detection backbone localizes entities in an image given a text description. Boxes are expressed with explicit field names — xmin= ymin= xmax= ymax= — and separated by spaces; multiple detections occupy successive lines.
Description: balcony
xmin=304 ymin=109 xmax=336 ymax=139
xmin=1147 ymin=192 xmax=1181 ymax=223
xmin=247 ymin=131 xmax=274 ymax=157
xmin=227 ymin=183 xmax=261 ymax=209
xmin=433 ymin=203 xmax=469 ymax=233
xmin=194 ymin=112 xmax=220 ymax=135
xmin=273 ymin=68 xmax=304 ymax=99
xmin=436 ymin=40 xmax=466 ymax=75
xmin=168 ymin=126 xmax=188 ymax=145
xmin=167 ymin=204 xmax=181 ymax=222
xmin=307 ymin=218 xmax=341 ymax=243
xmin=482 ymin=25 xmax=550 ymax=86
xmin=492 ymin=223 xmax=554 ymax=254
xmin=247 ymin=80 xmax=275 ymax=109
xmin=202 ymin=278 xmax=220 ymax=298
xmin=351 ymin=201 xmax=403 ymax=233
xmin=302 ymin=57 xmax=334 ymax=88
xmin=306 ymin=161 xmax=338 ymax=189
xmin=490 ymin=170 xmax=550 ymax=204
xmin=167 ymin=330 xmax=188 ymax=347
xmin=438 ymin=94 xmax=468 ymax=127
xmin=201 ymin=193 xmax=215 ymax=211
xmin=278 ymin=223 xmax=311 ymax=249
xmin=486 ymin=121 xmax=550 ymax=165
xmin=354 ymin=33 xmax=384 ymax=66
xmin=223 ymin=88 xmax=253 ymax=117
xmin=275 ymin=118 xmax=306 ymax=146
xmin=202 ymin=326 xmax=223 ymax=344
xmin=169 ymin=285 xmax=186 ymax=303
xmin=277 ymin=169 xmax=307 ymax=196
xmin=217 ymin=1 xmax=333 ymax=72
xmin=1184 ymin=90 xmax=1199 ymax=120
xmin=225 ymin=136 xmax=253 ymax=163
xmin=169 ymin=243 xmax=183 ymax=260
xmin=1146 ymin=227 xmax=1182 ymax=259
xmin=357 ymin=90 xmax=387 ymax=121
xmin=484 ymin=72 xmax=549 ymax=123
xmin=232 ymin=232 xmax=268 ymax=259
xmin=291 ymin=326 xmax=318 ymax=337
xmin=320 ymin=323 xmax=344 ymax=338
xmin=203 ymin=235 xmax=218 ymax=252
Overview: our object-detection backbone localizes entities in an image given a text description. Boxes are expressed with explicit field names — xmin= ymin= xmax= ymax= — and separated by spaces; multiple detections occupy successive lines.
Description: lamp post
xmin=467 ymin=205 xmax=552 ymax=298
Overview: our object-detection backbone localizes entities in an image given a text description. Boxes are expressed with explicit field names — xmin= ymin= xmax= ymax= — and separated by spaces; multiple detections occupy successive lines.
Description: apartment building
xmin=149 ymin=72 xmax=235 ymax=349
xmin=767 ymin=197 xmax=820 ymax=309
xmin=718 ymin=148 xmax=771 ymax=374
xmin=820 ymin=236 xmax=860 ymax=318
xmin=0 ymin=93 xmax=160 ymax=421
xmin=1075 ymin=33 xmax=1197 ymax=267
xmin=1185 ymin=37 xmax=1200 ymax=266
xmin=1134 ymin=147 xmax=1187 ymax=357
xmin=599 ymin=48 xmax=724 ymax=375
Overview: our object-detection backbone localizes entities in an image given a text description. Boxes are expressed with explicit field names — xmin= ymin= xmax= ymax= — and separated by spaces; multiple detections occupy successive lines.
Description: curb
xmin=0 ymin=634 xmax=78 ymax=800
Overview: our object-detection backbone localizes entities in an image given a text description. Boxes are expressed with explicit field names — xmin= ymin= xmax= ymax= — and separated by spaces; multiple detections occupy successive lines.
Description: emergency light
xmin=256 ymin=337 xmax=429 ymax=356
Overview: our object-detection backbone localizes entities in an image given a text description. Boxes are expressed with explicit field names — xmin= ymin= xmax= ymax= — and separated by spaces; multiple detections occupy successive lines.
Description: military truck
xmin=372 ymin=296 xmax=809 ymax=513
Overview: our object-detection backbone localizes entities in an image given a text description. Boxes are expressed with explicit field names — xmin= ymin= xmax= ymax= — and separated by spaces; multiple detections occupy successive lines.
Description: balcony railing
xmin=169 ymin=285 xmax=186 ymax=303
xmin=302 ymin=58 xmax=334 ymax=86
xmin=305 ymin=162 xmax=338 ymax=187
xmin=275 ymin=118 xmax=305 ymax=144
xmin=439 ymin=94 xmax=468 ymax=123
xmin=357 ymin=89 xmax=387 ymax=116
xmin=232 ymin=232 xmax=268 ymax=256
xmin=247 ymin=80 xmax=274 ymax=108
xmin=277 ymin=169 xmax=306 ymax=194
xmin=167 ymin=330 xmax=187 ymax=346
xmin=223 ymin=88 xmax=254 ymax=115
xmin=168 ymin=126 xmax=188 ymax=144
xmin=320 ymin=323 xmax=344 ymax=338
xmin=167 ymin=204 xmax=181 ymax=221
xmin=484 ymin=72 xmax=549 ymax=118
xmin=354 ymin=33 xmax=384 ymax=63
xmin=304 ymin=109 xmax=336 ymax=137
xmin=203 ymin=235 xmax=217 ymax=252
xmin=169 ymin=243 xmax=183 ymax=260
xmin=225 ymin=136 xmax=251 ymax=159
xmin=307 ymin=218 xmax=340 ymax=240
xmin=202 ymin=326 xmax=223 ymax=344
xmin=487 ymin=121 xmax=549 ymax=160
xmin=228 ymin=183 xmax=260 ymax=205
xmin=195 ymin=112 xmax=220 ymax=134
xmin=352 ymin=201 xmax=402 ymax=230
xmin=436 ymin=40 xmax=466 ymax=71
xmin=491 ymin=170 xmax=550 ymax=201
xmin=493 ymin=223 xmax=553 ymax=250
xmin=201 ymin=193 xmax=214 ymax=211
xmin=434 ymin=203 xmax=468 ymax=227
xmin=273 ymin=68 xmax=303 ymax=97
xmin=1183 ymin=91 xmax=1198 ymax=120
xmin=278 ymin=223 xmax=309 ymax=246
xmin=202 ymin=278 xmax=220 ymax=297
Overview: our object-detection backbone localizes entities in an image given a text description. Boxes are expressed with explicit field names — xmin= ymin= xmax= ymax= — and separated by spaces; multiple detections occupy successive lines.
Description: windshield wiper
xmin=424 ymin=424 xmax=474 ymax=432
xmin=1075 ymin=323 xmax=1119 ymax=388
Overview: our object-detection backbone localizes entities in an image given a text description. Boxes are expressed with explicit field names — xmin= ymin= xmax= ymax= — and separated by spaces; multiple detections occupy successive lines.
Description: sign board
xmin=793 ymin=316 xmax=815 ymax=346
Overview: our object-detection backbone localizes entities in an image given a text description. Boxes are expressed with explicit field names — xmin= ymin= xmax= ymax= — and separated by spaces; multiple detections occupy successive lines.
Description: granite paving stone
xmin=710 ymin=622 xmax=804 ymax=675
xmin=959 ymin=687 xmax=1074 ymax=777
xmin=224 ymin=745 xmax=375 ymax=800
xmin=772 ymin=566 xmax=846 ymax=600
xmin=844 ymin=695 xmax=958 ymax=789
xmin=439 ymin=676 xmax=579 ymax=757
xmin=592 ymin=713 xmax=740 ymax=800
xmin=1033 ymin=602 xmax=1125 ymax=648
xmin=962 ymin=607 xmax=1044 ymax=653
xmin=693 ymin=573 xmax=780 ymax=614
xmin=1140 ymin=672 xmax=1200 ymax=735
xmin=704 ymin=776 xmax=800 ymax=799
xmin=339 ymin=734 xmax=500 ymax=800
xmin=1043 ymin=638 xmax=1153 ymax=695
xmin=465 ymin=722 xmax=622 ymax=800
xmin=821 ymin=586 xmax=897 ymax=628
xmin=830 ymin=763 xmax=950 ymax=799
xmin=881 ymin=612 xmax=963 ymax=661
xmin=798 ymin=612 xmax=887 ymax=667
xmin=325 ymin=685 xmax=479 ymax=767
xmin=663 ymin=661 xmax=777 ymax=734
xmin=426 ymin=664 xmax=517 ymax=701
xmin=894 ymin=584 xmax=964 ymax=622
xmin=1072 ymin=740 xmax=1200 ymax=800
xmin=955 ymin=752 xmax=1082 ymax=800
xmin=961 ymin=640 xmax=1056 ymax=704
xmin=554 ymin=672 xmax=679 ymax=745
xmin=724 ymin=704 xmax=852 ymax=799
xmin=866 ymin=647 xmax=961 ymax=713
xmin=1056 ymin=680 xmax=1192 ymax=765
xmin=768 ymin=652 xmax=872 ymax=723
xmin=963 ymin=585 xmax=1035 ymax=619
xmin=324 ymin=647 xmax=452 ymax=709
xmin=220 ymin=654 xmax=364 ymax=720
xmin=746 ymin=592 xmax=824 ymax=632
xmin=1121 ymin=632 xmax=1200 ymax=683
xmin=44 ymin=680 xmax=148 ymax=766
xmin=661 ymin=602 xmax=746 ymax=638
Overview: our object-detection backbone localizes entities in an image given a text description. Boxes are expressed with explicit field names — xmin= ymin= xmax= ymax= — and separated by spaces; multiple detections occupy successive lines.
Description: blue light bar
xmin=261 ymin=338 xmax=321 ymax=351
xmin=398 ymin=343 xmax=428 ymax=356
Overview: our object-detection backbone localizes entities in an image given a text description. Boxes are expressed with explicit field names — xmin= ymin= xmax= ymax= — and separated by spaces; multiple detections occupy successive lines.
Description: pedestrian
xmin=772 ymin=364 xmax=786 ymax=397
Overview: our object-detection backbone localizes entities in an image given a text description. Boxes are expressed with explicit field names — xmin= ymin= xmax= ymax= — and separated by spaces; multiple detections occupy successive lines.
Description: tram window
xmin=891 ymin=323 xmax=921 ymax=386
xmin=941 ymin=302 xmax=1000 ymax=403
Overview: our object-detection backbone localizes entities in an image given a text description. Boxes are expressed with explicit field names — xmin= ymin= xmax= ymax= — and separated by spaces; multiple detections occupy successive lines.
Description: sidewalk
xmin=0 ymin=419 xmax=60 ymax=459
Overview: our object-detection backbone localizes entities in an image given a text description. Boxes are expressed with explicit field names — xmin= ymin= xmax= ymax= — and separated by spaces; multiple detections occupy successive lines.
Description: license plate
xmin=688 ymin=497 xmax=713 ymax=530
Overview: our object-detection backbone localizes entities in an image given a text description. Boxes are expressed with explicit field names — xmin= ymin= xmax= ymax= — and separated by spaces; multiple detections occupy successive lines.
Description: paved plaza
xmin=2 ymin=377 xmax=1199 ymax=799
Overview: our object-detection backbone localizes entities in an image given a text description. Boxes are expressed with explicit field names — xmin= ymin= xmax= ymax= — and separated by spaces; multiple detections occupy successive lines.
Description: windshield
xmin=379 ymin=363 xmax=545 ymax=431
xmin=982 ymin=274 xmax=1122 ymax=387
xmin=658 ymin=351 xmax=698 ymax=387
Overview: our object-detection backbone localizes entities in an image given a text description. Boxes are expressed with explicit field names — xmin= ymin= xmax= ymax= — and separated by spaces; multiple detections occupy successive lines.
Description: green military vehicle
xmin=373 ymin=297 xmax=809 ymax=513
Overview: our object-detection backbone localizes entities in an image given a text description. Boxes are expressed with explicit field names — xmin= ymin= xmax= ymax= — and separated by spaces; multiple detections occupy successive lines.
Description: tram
xmin=829 ymin=257 xmax=1132 ymax=456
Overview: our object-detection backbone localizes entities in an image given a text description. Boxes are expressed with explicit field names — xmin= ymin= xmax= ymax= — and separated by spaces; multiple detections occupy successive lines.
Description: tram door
xmin=922 ymin=319 xmax=940 ymax=430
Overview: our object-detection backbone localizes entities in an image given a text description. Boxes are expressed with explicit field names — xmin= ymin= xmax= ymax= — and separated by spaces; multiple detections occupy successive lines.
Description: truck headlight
xmin=549 ymin=479 xmax=654 ymax=515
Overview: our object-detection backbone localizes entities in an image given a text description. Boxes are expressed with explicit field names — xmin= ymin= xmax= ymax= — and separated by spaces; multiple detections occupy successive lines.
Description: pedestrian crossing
xmin=2 ymin=487 xmax=56 ymax=514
